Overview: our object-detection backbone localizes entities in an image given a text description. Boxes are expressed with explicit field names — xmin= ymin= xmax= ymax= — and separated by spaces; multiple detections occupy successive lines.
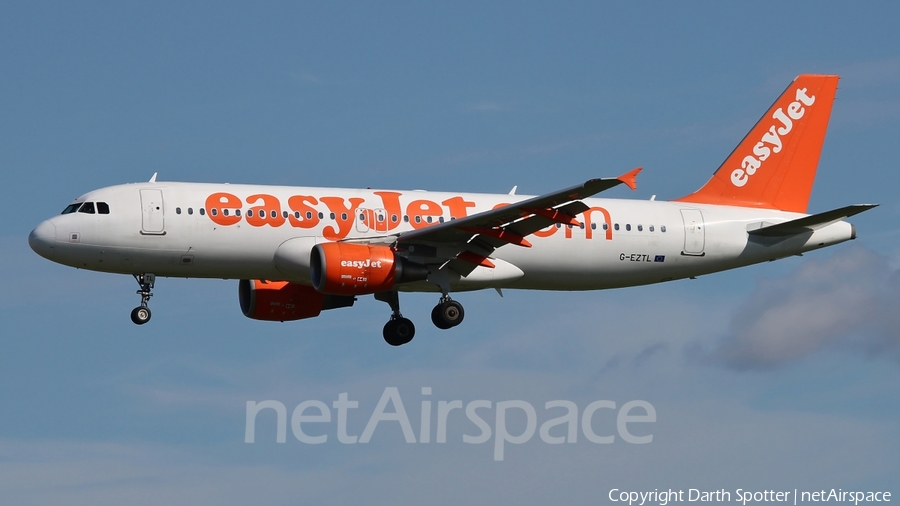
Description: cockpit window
xmin=61 ymin=203 xmax=81 ymax=214
xmin=97 ymin=202 xmax=110 ymax=214
xmin=78 ymin=202 xmax=96 ymax=214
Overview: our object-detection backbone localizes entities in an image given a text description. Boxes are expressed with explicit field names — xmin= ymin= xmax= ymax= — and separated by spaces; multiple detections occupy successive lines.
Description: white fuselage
xmin=28 ymin=181 xmax=856 ymax=292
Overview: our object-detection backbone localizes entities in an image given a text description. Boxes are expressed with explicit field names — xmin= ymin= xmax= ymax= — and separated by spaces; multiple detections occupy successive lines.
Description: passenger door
xmin=680 ymin=209 xmax=704 ymax=256
xmin=140 ymin=189 xmax=165 ymax=235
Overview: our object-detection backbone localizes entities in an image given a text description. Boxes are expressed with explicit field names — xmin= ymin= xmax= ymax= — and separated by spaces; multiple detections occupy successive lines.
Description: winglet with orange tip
xmin=675 ymin=75 xmax=839 ymax=213
xmin=617 ymin=167 xmax=642 ymax=191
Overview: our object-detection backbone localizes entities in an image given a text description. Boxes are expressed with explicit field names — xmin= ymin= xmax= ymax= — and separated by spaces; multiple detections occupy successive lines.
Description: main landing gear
xmin=375 ymin=291 xmax=415 ymax=347
xmin=375 ymin=291 xmax=466 ymax=346
xmin=431 ymin=295 xmax=465 ymax=330
xmin=130 ymin=273 xmax=155 ymax=325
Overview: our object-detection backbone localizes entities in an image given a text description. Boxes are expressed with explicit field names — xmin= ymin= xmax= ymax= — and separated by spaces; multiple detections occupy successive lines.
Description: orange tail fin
xmin=676 ymin=74 xmax=839 ymax=213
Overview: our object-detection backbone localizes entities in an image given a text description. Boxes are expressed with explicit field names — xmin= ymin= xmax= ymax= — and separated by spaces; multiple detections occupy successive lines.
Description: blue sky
xmin=2 ymin=2 xmax=899 ymax=504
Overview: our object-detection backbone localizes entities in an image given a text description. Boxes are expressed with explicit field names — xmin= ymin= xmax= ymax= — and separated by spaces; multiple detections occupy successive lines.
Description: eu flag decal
xmin=654 ymin=255 xmax=666 ymax=263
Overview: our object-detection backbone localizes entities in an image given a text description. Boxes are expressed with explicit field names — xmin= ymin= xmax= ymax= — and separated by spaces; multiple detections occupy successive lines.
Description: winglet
xmin=617 ymin=167 xmax=642 ymax=191
xmin=149 ymin=172 xmax=158 ymax=183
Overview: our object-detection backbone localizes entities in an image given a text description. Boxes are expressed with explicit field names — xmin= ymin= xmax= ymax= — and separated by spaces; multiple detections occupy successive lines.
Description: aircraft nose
xmin=29 ymin=220 xmax=57 ymax=260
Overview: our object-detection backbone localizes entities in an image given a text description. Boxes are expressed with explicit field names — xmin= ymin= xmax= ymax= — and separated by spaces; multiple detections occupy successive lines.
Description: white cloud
xmin=709 ymin=246 xmax=900 ymax=370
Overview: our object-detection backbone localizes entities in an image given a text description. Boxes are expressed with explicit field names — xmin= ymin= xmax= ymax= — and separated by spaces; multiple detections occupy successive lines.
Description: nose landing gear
xmin=131 ymin=273 xmax=155 ymax=325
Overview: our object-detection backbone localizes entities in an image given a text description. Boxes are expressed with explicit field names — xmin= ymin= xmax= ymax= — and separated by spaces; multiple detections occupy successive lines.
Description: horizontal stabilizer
xmin=748 ymin=204 xmax=877 ymax=237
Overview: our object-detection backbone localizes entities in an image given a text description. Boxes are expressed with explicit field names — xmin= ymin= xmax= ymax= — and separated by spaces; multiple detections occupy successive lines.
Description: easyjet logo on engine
xmin=340 ymin=259 xmax=384 ymax=269
xmin=730 ymin=87 xmax=816 ymax=188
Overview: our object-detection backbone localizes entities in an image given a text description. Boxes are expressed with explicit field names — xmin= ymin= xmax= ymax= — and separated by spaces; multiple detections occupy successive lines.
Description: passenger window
xmin=426 ymin=216 xmax=432 ymax=223
xmin=439 ymin=217 xmax=444 ymax=223
xmin=341 ymin=213 xmax=347 ymax=220
xmin=661 ymin=225 xmax=666 ymax=232
xmin=223 ymin=209 xmax=229 ymax=216
xmin=176 ymin=207 xmax=182 ymax=215
xmin=391 ymin=214 xmax=398 ymax=223
xmin=294 ymin=211 xmax=300 ymax=219
xmin=415 ymin=216 xmax=421 ymax=223
xmin=637 ymin=225 xmax=643 ymax=232
xmin=78 ymin=202 xmax=96 ymax=214
xmin=283 ymin=211 xmax=288 ymax=218
xmin=626 ymin=224 xmax=631 ymax=231
xmin=649 ymin=225 xmax=654 ymax=232
xmin=318 ymin=212 xmax=324 ymax=219
xmin=247 ymin=210 xmax=254 ymax=217
xmin=591 ymin=223 xmax=597 ymax=230
xmin=614 ymin=223 xmax=619 ymax=231
xmin=359 ymin=213 xmax=366 ymax=221
xmin=97 ymin=202 xmax=110 ymax=214
xmin=199 ymin=208 xmax=205 ymax=215
xmin=272 ymin=210 xmax=278 ymax=218
xmin=329 ymin=213 xmax=335 ymax=220
xmin=603 ymin=223 xmax=608 ymax=230
xmin=211 ymin=209 xmax=218 ymax=216
xmin=188 ymin=208 xmax=193 ymax=215
xmin=235 ymin=209 xmax=241 ymax=217
xmin=404 ymin=215 xmax=409 ymax=223
xmin=306 ymin=211 xmax=313 ymax=219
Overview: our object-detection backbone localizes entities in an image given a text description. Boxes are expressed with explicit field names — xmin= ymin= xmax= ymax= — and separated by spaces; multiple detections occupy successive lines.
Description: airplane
xmin=29 ymin=74 xmax=875 ymax=346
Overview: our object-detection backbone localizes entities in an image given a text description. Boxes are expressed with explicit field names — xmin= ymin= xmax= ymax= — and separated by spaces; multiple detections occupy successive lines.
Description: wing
xmin=384 ymin=168 xmax=641 ymax=276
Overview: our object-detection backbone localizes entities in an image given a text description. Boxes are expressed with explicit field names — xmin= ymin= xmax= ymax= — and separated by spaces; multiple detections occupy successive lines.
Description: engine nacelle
xmin=238 ymin=279 xmax=354 ymax=321
xmin=310 ymin=242 xmax=429 ymax=295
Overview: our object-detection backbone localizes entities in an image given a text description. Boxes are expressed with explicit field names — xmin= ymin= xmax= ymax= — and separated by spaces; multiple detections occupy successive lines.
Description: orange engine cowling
xmin=238 ymin=279 xmax=355 ymax=321
xmin=310 ymin=243 xmax=429 ymax=296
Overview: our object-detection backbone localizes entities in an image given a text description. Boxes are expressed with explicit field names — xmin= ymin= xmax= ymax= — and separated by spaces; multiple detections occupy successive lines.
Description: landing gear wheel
xmin=431 ymin=300 xmax=464 ymax=329
xmin=431 ymin=305 xmax=450 ymax=330
xmin=383 ymin=317 xmax=415 ymax=346
xmin=131 ymin=306 xmax=151 ymax=325
xmin=131 ymin=273 xmax=156 ymax=325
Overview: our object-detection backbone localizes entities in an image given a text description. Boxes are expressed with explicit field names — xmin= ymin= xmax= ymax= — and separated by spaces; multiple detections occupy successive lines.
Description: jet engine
xmin=238 ymin=279 xmax=354 ymax=321
xmin=309 ymin=243 xmax=429 ymax=296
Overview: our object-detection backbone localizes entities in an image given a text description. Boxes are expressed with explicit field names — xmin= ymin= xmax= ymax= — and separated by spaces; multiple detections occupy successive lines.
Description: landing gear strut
xmin=431 ymin=295 xmax=465 ymax=330
xmin=375 ymin=291 xmax=415 ymax=346
xmin=131 ymin=273 xmax=155 ymax=325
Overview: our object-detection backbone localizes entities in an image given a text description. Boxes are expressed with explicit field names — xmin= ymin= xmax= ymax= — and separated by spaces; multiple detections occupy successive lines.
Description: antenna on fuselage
xmin=149 ymin=172 xmax=158 ymax=183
